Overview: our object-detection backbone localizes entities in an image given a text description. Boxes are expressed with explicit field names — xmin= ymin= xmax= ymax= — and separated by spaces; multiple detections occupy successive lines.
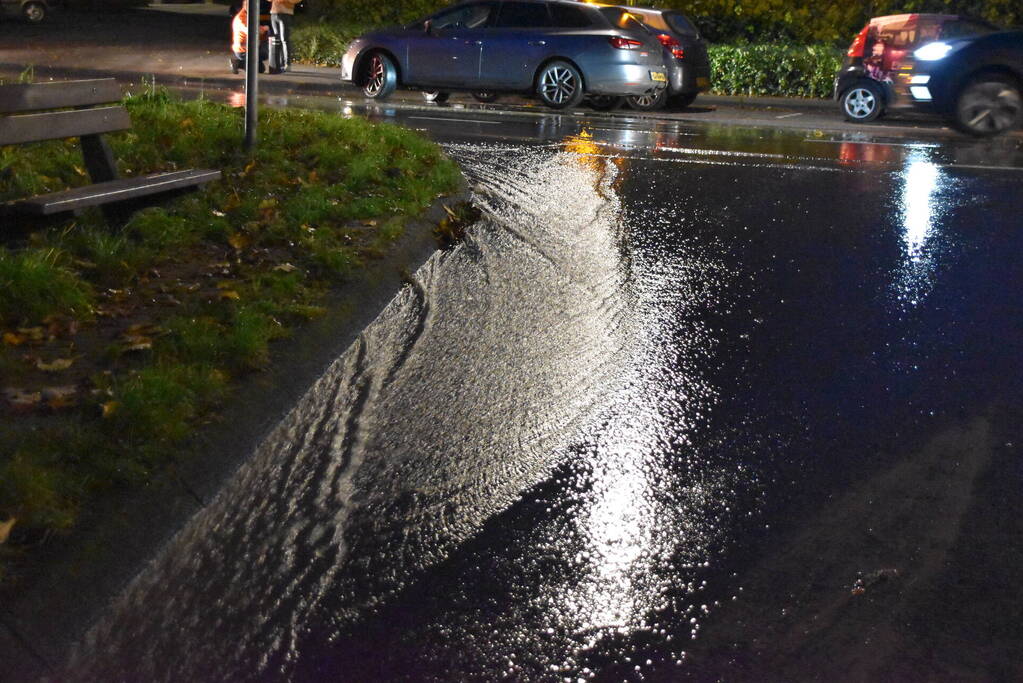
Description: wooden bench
xmin=0 ymin=78 xmax=220 ymax=223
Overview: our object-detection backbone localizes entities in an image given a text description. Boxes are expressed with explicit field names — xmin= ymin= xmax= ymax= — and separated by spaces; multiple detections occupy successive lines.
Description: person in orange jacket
xmin=230 ymin=6 xmax=269 ymax=74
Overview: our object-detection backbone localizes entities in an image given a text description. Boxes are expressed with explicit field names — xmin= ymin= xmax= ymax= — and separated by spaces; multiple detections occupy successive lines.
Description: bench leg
xmin=80 ymin=134 xmax=118 ymax=184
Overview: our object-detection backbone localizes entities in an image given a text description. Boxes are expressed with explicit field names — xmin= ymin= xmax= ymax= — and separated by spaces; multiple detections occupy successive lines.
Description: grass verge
xmin=0 ymin=86 xmax=461 ymax=583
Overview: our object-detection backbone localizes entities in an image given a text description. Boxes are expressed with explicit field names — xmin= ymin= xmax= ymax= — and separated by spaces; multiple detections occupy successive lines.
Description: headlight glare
xmin=915 ymin=42 xmax=953 ymax=61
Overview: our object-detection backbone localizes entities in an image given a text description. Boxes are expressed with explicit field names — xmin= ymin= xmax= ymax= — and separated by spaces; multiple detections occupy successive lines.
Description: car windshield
xmin=598 ymin=7 xmax=649 ymax=33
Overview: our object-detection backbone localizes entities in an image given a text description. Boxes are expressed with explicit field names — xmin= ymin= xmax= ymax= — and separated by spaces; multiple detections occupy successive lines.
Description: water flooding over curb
xmin=65 ymin=143 xmax=652 ymax=680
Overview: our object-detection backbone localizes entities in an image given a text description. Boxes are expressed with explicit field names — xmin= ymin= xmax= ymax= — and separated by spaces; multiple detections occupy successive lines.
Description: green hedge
xmin=708 ymin=43 xmax=842 ymax=98
xmin=306 ymin=0 xmax=1021 ymax=44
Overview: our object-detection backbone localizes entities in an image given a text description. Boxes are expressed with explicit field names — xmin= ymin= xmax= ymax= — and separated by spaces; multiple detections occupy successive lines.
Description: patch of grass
xmin=0 ymin=88 xmax=461 ymax=581
xmin=0 ymin=248 xmax=93 ymax=325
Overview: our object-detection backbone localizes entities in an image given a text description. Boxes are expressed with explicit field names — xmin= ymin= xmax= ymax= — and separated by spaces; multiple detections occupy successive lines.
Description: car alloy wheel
xmin=955 ymin=76 xmax=1022 ymax=137
xmin=627 ymin=88 xmax=667 ymax=111
xmin=422 ymin=91 xmax=450 ymax=104
xmin=362 ymin=52 xmax=397 ymax=100
xmin=537 ymin=61 xmax=584 ymax=109
xmin=841 ymin=81 xmax=884 ymax=122
xmin=23 ymin=1 xmax=46 ymax=22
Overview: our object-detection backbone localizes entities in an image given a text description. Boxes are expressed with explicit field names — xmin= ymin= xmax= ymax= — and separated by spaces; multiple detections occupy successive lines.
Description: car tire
xmin=23 ymin=1 xmax=46 ymax=22
xmin=422 ymin=91 xmax=450 ymax=104
xmin=953 ymin=74 xmax=1022 ymax=137
xmin=361 ymin=52 xmax=398 ymax=100
xmin=588 ymin=95 xmax=624 ymax=111
xmin=536 ymin=60 xmax=584 ymax=109
xmin=840 ymin=80 xmax=884 ymax=122
xmin=669 ymin=92 xmax=697 ymax=109
xmin=626 ymin=88 xmax=668 ymax=111
xmin=472 ymin=91 xmax=499 ymax=103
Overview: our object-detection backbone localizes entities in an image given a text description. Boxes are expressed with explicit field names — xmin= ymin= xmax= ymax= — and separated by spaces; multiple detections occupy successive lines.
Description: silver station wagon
xmin=340 ymin=0 xmax=669 ymax=109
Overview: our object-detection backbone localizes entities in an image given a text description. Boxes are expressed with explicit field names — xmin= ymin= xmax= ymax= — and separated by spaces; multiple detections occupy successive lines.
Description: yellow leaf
xmin=101 ymin=401 xmax=120 ymax=418
xmin=228 ymin=233 xmax=251 ymax=250
xmin=273 ymin=263 xmax=298 ymax=273
xmin=219 ymin=290 xmax=241 ymax=301
xmin=243 ymin=160 xmax=257 ymax=176
xmin=16 ymin=327 xmax=44 ymax=342
xmin=36 ymin=357 xmax=74 ymax=372
xmin=2 ymin=332 xmax=24 ymax=346
xmin=0 ymin=518 xmax=15 ymax=545
xmin=258 ymin=198 xmax=277 ymax=210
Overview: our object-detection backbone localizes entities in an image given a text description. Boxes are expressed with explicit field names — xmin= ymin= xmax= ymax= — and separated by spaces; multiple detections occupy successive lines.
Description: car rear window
xmin=549 ymin=3 xmax=592 ymax=28
xmin=598 ymin=8 xmax=647 ymax=33
xmin=494 ymin=1 xmax=552 ymax=28
xmin=665 ymin=12 xmax=699 ymax=35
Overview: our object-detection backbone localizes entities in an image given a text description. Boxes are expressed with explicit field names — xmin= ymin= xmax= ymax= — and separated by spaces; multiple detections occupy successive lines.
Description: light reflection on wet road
xmin=64 ymin=98 xmax=1023 ymax=681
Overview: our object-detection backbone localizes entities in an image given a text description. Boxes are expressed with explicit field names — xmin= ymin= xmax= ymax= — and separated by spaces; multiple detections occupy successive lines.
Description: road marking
xmin=408 ymin=116 xmax=502 ymax=125
xmin=775 ymin=112 xmax=803 ymax=119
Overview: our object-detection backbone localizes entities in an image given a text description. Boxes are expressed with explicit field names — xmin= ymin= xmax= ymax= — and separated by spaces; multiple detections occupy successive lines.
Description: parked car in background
xmin=341 ymin=0 xmax=669 ymax=109
xmin=608 ymin=5 xmax=711 ymax=111
xmin=834 ymin=14 xmax=998 ymax=123
xmin=0 ymin=0 xmax=54 ymax=22
xmin=907 ymin=30 xmax=1023 ymax=136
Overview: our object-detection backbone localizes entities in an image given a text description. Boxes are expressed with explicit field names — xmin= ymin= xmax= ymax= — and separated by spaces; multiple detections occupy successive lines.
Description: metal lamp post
xmin=244 ymin=0 xmax=259 ymax=151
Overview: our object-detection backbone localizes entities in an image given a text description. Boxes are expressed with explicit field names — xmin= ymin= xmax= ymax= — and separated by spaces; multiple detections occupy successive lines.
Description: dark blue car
xmin=340 ymin=0 xmax=669 ymax=109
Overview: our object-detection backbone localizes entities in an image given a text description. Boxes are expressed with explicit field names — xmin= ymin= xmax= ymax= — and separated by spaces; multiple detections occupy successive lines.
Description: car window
xmin=941 ymin=20 xmax=997 ymax=39
xmin=549 ymin=3 xmax=592 ymax=28
xmin=431 ymin=2 xmax=496 ymax=30
xmin=598 ymin=8 xmax=648 ymax=33
xmin=665 ymin=12 xmax=699 ymax=35
xmin=493 ymin=2 xmax=551 ymax=28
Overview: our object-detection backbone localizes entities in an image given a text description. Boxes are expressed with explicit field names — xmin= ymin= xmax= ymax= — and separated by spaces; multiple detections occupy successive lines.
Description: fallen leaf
xmin=361 ymin=219 xmax=378 ymax=227
xmin=16 ymin=327 xmax=44 ymax=343
xmin=36 ymin=357 xmax=75 ymax=372
xmin=0 ymin=518 xmax=15 ymax=545
xmin=101 ymin=401 xmax=120 ymax=418
xmin=212 ymin=209 xmax=226 ymax=217
xmin=2 ymin=332 xmax=24 ymax=346
xmin=243 ymin=160 xmax=257 ymax=176
xmin=258 ymin=198 xmax=277 ymax=210
xmin=4 ymin=387 xmax=41 ymax=413
xmin=228 ymin=233 xmax=251 ymax=251
xmin=219 ymin=290 xmax=241 ymax=301
xmin=42 ymin=385 xmax=78 ymax=410
xmin=123 ymin=338 xmax=153 ymax=352
xmin=273 ymin=263 xmax=298 ymax=273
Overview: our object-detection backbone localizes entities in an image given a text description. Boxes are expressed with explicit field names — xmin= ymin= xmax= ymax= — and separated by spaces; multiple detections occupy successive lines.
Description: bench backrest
xmin=0 ymin=79 xmax=130 ymax=146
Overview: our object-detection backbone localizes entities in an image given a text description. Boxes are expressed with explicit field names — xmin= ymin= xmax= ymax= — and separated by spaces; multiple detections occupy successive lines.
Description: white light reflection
xmin=896 ymin=151 xmax=946 ymax=308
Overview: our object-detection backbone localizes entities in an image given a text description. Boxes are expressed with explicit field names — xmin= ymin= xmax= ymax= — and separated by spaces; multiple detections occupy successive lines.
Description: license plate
xmin=696 ymin=77 xmax=710 ymax=88
xmin=650 ymin=71 xmax=667 ymax=83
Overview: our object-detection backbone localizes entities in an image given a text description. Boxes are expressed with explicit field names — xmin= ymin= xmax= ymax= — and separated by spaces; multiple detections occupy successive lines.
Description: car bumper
xmin=340 ymin=41 xmax=365 ymax=83
xmin=667 ymin=61 xmax=710 ymax=95
xmin=586 ymin=63 xmax=669 ymax=97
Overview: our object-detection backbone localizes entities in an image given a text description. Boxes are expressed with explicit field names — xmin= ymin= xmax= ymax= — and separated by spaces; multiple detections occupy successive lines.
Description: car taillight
xmin=658 ymin=33 xmax=685 ymax=59
xmin=847 ymin=25 xmax=869 ymax=58
xmin=609 ymin=36 xmax=644 ymax=49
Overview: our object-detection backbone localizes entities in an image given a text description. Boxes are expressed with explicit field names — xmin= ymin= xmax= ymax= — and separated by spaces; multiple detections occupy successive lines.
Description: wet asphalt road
xmin=63 ymin=100 xmax=1023 ymax=681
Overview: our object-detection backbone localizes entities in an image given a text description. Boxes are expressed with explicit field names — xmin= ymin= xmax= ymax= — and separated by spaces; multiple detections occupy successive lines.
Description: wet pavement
xmin=50 ymin=95 xmax=1023 ymax=682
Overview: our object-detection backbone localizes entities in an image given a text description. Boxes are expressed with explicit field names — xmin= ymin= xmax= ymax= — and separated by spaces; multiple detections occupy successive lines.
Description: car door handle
xmin=528 ymin=40 xmax=546 ymax=46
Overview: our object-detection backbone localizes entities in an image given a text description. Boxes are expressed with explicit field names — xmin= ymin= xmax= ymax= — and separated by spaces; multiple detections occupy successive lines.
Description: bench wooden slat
xmin=0 ymin=79 xmax=122 ymax=114
xmin=0 ymin=106 xmax=132 ymax=146
xmin=2 ymin=169 xmax=221 ymax=216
